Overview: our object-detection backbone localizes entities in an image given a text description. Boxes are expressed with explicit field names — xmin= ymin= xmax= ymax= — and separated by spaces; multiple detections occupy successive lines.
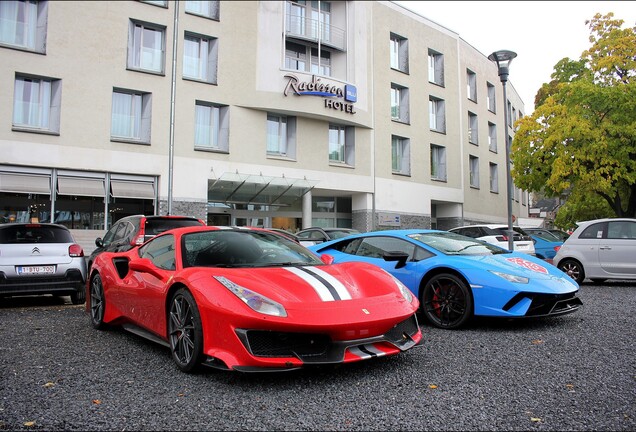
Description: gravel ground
xmin=1 ymin=281 xmax=634 ymax=431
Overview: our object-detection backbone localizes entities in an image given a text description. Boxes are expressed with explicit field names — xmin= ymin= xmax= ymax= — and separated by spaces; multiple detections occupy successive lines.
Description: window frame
xmin=469 ymin=155 xmax=480 ymax=189
xmin=489 ymin=162 xmax=499 ymax=193
xmin=430 ymin=144 xmax=447 ymax=182
xmin=428 ymin=49 xmax=444 ymax=86
xmin=328 ymin=124 xmax=355 ymax=166
xmin=110 ymin=88 xmax=152 ymax=144
xmin=184 ymin=0 xmax=220 ymax=20
xmin=468 ymin=111 xmax=478 ymax=145
xmin=183 ymin=31 xmax=218 ymax=84
xmin=194 ymin=101 xmax=229 ymax=153
xmin=12 ymin=73 xmax=61 ymax=134
xmin=389 ymin=32 xmax=408 ymax=73
xmin=488 ymin=122 xmax=497 ymax=153
xmin=391 ymin=83 xmax=409 ymax=124
xmin=467 ymin=69 xmax=477 ymax=101
xmin=0 ymin=0 xmax=48 ymax=53
xmin=267 ymin=113 xmax=297 ymax=160
xmin=429 ymin=96 xmax=446 ymax=133
xmin=127 ymin=19 xmax=166 ymax=75
xmin=391 ymin=135 xmax=410 ymax=176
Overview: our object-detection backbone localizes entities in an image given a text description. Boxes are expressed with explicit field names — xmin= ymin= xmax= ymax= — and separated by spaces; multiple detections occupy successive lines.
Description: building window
xmin=468 ymin=111 xmax=478 ymax=145
xmin=391 ymin=135 xmax=410 ymax=176
xmin=111 ymin=89 xmax=151 ymax=143
xmin=429 ymin=96 xmax=445 ymax=133
xmin=329 ymin=124 xmax=354 ymax=165
xmin=184 ymin=1 xmax=219 ymax=20
xmin=0 ymin=0 xmax=47 ymax=53
xmin=469 ymin=155 xmax=479 ymax=188
xmin=391 ymin=84 xmax=409 ymax=123
xmin=507 ymin=100 xmax=512 ymax=127
xmin=12 ymin=74 xmax=60 ymax=133
xmin=467 ymin=69 xmax=477 ymax=101
xmin=428 ymin=49 xmax=444 ymax=86
xmin=489 ymin=162 xmax=498 ymax=193
xmin=141 ymin=0 xmax=168 ymax=7
xmin=487 ymin=82 xmax=496 ymax=112
xmin=285 ymin=41 xmax=331 ymax=76
xmin=194 ymin=101 xmax=228 ymax=152
xmin=127 ymin=20 xmax=165 ymax=74
xmin=430 ymin=144 xmax=446 ymax=181
xmin=267 ymin=114 xmax=296 ymax=159
xmin=183 ymin=32 xmax=218 ymax=83
xmin=390 ymin=32 xmax=408 ymax=73
xmin=488 ymin=122 xmax=497 ymax=152
xmin=286 ymin=0 xmax=333 ymax=45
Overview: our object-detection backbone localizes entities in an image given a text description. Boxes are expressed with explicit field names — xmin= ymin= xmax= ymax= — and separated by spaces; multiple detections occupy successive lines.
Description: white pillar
xmin=302 ymin=191 xmax=312 ymax=229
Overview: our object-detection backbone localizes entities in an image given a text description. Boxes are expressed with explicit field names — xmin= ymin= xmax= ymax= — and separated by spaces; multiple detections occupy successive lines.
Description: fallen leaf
xmin=566 ymin=384 xmax=574 ymax=389
xmin=530 ymin=417 xmax=542 ymax=422
xmin=43 ymin=382 xmax=55 ymax=388
xmin=92 ymin=399 xmax=102 ymax=405
xmin=24 ymin=421 xmax=36 ymax=427
xmin=531 ymin=339 xmax=543 ymax=345
xmin=428 ymin=384 xmax=438 ymax=389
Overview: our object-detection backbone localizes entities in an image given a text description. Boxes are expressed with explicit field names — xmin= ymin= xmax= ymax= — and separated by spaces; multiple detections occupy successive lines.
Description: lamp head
xmin=488 ymin=50 xmax=517 ymax=82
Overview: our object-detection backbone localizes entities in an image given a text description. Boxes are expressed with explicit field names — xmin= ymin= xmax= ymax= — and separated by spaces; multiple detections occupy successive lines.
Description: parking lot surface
xmin=1 ymin=281 xmax=634 ymax=431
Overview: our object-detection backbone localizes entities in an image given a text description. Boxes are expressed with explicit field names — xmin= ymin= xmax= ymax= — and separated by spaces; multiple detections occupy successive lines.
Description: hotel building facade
xmin=0 ymin=0 xmax=529 ymax=236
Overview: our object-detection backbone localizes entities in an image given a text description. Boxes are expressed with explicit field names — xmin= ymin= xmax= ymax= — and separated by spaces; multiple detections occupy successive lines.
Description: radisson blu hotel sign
xmin=283 ymin=74 xmax=357 ymax=114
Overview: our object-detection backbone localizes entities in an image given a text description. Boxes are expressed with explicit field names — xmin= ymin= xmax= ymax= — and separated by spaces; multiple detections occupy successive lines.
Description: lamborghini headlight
xmin=214 ymin=276 xmax=287 ymax=317
xmin=489 ymin=271 xmax=529 ymax=284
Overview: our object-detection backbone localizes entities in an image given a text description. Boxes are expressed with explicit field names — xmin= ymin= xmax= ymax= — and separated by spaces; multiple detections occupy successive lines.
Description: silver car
xmin=554 ymin=218 xmax=636 ymax=284
xmin=0 ymin=223 xmax=87 ymax=304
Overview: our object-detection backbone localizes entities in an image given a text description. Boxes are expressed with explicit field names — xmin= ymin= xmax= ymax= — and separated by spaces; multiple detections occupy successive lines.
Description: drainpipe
xmin=167 ymin=0 xmax=179 ymax=215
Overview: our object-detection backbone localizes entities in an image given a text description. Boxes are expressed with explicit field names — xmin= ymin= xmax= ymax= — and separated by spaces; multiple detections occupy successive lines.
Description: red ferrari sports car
xmin=86 ymin=226 xmax=422 ymax=373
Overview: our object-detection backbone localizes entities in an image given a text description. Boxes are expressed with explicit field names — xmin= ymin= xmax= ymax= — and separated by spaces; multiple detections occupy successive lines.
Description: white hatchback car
xmin=553 ymin=218 xmax=636 ymax=284
xmin=448 ymin=224 xmax=536 ymax=255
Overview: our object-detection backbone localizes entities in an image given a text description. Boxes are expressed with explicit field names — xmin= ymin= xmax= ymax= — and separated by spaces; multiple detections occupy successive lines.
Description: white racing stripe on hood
xmin=283 ymin=266 xmax=351 ymax=301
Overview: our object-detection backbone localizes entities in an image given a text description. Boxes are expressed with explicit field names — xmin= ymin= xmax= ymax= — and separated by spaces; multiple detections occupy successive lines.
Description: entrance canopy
xmin=208 ymin=172 xmax=318 ymax=207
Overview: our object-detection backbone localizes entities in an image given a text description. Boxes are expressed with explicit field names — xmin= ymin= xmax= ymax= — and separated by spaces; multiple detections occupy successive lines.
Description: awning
xmin=0 ymin=172 xmax=51 ymax=194
xmin=111 ymin=180 xmax=155 ymax=199
xmin=208 ymin=172 xmax=317 ymax=207
xmin=57 ymin=176 xmax=105 ymax=197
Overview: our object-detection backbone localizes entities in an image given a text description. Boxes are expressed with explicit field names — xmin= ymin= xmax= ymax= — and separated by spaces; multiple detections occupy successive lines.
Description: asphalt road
xmin=1 ymin=281 xmax=634 ymax=431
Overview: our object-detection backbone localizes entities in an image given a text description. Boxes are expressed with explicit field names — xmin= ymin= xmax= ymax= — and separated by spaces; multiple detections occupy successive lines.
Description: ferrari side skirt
xmin=121 ymin=323 xmax=169 ymax=348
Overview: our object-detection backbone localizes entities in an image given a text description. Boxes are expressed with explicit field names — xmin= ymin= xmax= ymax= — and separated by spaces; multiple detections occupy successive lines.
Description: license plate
xmin=17 ymin=265 xmax=56 ymax=275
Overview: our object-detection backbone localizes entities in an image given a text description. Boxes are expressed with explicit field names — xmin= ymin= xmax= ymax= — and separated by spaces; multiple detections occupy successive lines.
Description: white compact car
xmin=448 ymin=224 xmax=536 ymax=255
xmin=553 ymin=218 xmax=636 ymax=284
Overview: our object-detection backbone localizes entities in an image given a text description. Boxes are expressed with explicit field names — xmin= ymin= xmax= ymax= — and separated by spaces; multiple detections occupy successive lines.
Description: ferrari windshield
xmin=408 ymin=231 xmax=508 ymax=256
xmin=182 ymin=230 xmax=324 ymax=268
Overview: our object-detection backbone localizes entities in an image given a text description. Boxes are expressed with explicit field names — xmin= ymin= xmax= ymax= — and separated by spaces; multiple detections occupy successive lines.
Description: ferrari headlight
xmin=214 ymin=276 xmax=287 ymax=317
xmin=385 ymin=272 xmax=413 ymax=302
xmin=489 ymin=271 xmax=529 ymax=284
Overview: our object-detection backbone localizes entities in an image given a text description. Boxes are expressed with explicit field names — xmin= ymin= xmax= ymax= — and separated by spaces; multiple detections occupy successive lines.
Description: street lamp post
xmin=488 ymin=50 xmax=517 ymax=252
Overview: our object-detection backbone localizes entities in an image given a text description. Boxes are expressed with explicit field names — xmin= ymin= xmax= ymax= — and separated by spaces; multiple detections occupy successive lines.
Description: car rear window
xmin=0 ymin=225 xmax=74 ymax=244
xmin=144 ymin=218 xmax=203 ymax=236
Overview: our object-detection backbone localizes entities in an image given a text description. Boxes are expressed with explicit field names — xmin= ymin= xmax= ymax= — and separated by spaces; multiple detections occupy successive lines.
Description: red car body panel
xmin=87 ymin=226 xmax=422 ymax=371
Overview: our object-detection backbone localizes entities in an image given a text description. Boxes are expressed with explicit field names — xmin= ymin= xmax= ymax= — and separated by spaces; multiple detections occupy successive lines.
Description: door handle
xmin=599 ymin=246 xmax=612 ymax=250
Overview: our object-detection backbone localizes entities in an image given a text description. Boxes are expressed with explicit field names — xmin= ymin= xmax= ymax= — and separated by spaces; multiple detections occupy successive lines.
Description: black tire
xmin=89 ymin=273 xmax=108 ymax=330
xmin=558 ymin=259 xmax=585 ymax=285
xmin=421 ymin=273 xmax=473 ymax=329
xmin=168 ymin=288 xmax=204 ymax=373
xmin=70 ymin=283 xmax=86 ymax=305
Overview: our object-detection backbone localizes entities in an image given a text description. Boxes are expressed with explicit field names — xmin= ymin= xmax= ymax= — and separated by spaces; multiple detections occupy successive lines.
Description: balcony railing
xmin=285 ymin=14 xmax=346 ymax=51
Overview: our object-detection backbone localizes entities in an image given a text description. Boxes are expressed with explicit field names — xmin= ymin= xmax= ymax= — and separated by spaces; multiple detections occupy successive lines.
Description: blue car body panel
xmin=530 ymin=235 xmax=563 ymax=260
xmin=309 ymin=229 xmax=580 ymax=319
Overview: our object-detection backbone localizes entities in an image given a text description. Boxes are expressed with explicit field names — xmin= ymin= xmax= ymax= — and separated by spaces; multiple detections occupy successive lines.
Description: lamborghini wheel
xmin=421 ymin=273 xmax=473 ymax=329
xmin=168 ymin=288 xmax=203 ymax=373
xmin=89 ymin=274 xmax=107 ymax=330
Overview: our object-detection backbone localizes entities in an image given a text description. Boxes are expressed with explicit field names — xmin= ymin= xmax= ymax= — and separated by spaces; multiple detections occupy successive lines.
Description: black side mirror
xmin=382 ymin=251 xmax=409 ymax=269
xmin=95 ymin=237 xmax=104 ymax=247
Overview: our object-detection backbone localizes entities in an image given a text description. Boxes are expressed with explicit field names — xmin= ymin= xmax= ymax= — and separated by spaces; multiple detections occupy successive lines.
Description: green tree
xmin=512 ymin=13 xmax=636 ymax=219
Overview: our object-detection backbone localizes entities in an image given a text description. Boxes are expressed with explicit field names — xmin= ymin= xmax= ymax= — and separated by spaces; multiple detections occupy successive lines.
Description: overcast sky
xmin=392 ymin=1 xmax=635 ymax=113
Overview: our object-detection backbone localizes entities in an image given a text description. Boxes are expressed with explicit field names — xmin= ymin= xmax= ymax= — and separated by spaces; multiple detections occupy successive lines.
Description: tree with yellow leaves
xmin=512 ymin=13 xmax=636 ymax=227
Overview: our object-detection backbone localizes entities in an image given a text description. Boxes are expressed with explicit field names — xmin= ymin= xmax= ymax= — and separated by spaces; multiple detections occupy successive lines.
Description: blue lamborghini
xmin=308 ymin=229 xmax=582 ymax=329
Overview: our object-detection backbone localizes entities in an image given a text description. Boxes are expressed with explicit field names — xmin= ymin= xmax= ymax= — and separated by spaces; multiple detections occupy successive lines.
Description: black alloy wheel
xmin=421 ymin=273 xmax=473 ymax=329
xmin=168 ymin=288 xmax=203 ymax=373
xmin=90 ymin=274 xmax=107 ymax=329
xmin=558 ymin=259 xmax=585 ymax=285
